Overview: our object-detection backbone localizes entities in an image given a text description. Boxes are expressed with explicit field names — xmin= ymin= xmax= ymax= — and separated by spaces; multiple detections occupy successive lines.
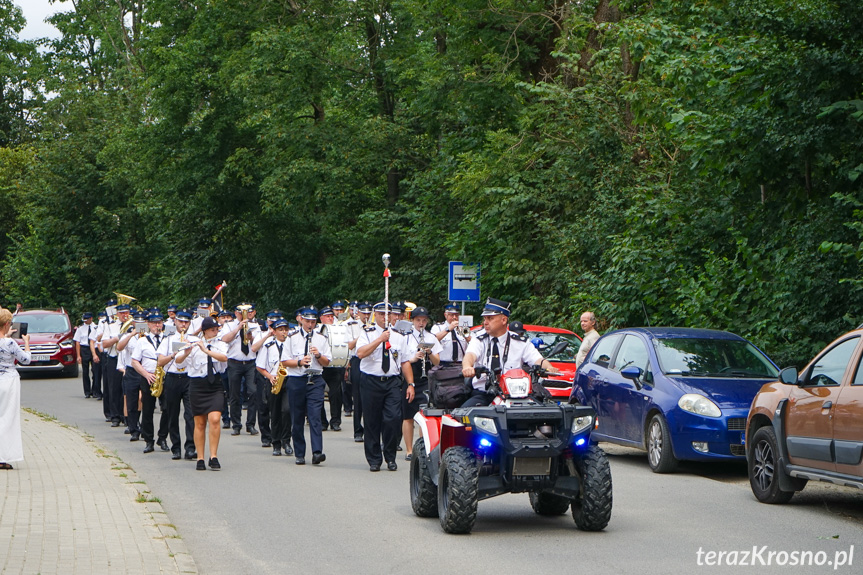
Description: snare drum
xmin=327 ymin=324 xmax=352 ymax=368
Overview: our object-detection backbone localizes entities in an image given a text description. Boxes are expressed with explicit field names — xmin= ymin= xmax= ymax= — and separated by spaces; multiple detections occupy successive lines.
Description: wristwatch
xmin=409 ymin=383 xmax=415 ymax=387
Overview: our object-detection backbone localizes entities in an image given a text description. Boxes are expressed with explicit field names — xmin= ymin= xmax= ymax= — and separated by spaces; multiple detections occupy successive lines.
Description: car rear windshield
xmin=18 ymin=314 xmax=70 ymax=334
xmin=653 ymin=337 xmax=778 ymax=378
xmin=526 ymin=331 xmax=581 ymax=362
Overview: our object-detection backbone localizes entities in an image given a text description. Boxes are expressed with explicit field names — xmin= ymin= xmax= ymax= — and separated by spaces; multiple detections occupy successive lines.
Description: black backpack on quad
xmin=412 ymin=365 xmax=612 ymax=534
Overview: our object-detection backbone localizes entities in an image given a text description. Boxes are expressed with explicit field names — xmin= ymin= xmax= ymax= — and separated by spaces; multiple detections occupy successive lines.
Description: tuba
xmin=272 ymin=365 xmax=288 ymax=395
xmin=151 ymin=365 xmax=165 ymax=397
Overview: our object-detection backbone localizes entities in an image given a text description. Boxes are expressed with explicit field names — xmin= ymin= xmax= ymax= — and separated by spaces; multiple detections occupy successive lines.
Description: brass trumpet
xmin=237 ymin=303 xmax=254 ymax=345
xmin=458 ymin=325 xmax=472 ymax=338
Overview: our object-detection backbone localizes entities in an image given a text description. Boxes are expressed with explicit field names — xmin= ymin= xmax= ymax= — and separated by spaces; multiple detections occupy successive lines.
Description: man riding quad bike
xmin=411 ymin=361 xmax=613 ymax=534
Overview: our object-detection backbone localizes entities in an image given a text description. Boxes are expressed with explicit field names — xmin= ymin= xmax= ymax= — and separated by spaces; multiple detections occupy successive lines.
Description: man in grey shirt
xmin=576 ymin=312 xmax=601 ymax=366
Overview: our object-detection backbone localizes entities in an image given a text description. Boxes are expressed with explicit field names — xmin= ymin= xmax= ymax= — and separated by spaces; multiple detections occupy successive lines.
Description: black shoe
xmin=273 ymin=446 xmax=281 ymax=456
xmin=222 ymin=421 xmax=230 ymax=429
xmin=171 ymin=451 xmax=181 ymax=460
xmin=312 ymin=452 xmax=326 ymax=465
xmin=322 ymin=425 xmax=329 ymax=432
xmin=85 ymin=394 xmax=92 ymax=398
xmin=231 ymin=428 xmax=241 ymax=436
xmin=95 ymin=396 xmax=103 ymax=400
xmin=124 ymin=427 xmax=131 ymax=434
xmin=397 ymin=445 xmax=403 ymax=452
xmin=387 ymin=461 xmax=398 ymax=471
xmin=354 ymin=434 xmax=364 ymax=443
xmin=143 ymin=442 xmax=155 ymax=453
xmin=184 ymin=450 xmax=197 ymax=460
xmin=295 ymin=457 xmax=305 ymax=465
xmin=331 ymin=423 xmax=341 ymax=432
xmin=157 ymin=439 xmax=169 ymax=452
xmin=345 ymin=411 xmax=352 ymax=417
xmin=246 ymin=426 xmax=259 ymax=436
xmin=261 ymin=441 xmax=272 ymax=448
xmin=370 ymin=464 xmax=381 ymax=472
xmin=105 ymin=418 xmax=112 ymax=422
xmin=196 ymin=460 xmax=206 ymax=471
xmin=208 ymin=457 xmax=221 ymax=470
xmin=130 ymin=433 xmax=140 ymax=442
xmin=405 ymin=453 xmax=413 ymax=462
xmin=284 ymin=444 xmax=294 ymax=456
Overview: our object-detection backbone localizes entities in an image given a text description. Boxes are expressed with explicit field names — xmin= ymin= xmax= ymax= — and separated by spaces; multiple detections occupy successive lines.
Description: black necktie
xmin=240 ymin=324 xmax=249 ymax=355
xmin=206 ymin=344 xmax=216 ymax=383
xmin=491 ymin=337 xmax=501 ymax=373
xmin=382 ymin=329 xmax=391 ymax=373
xmin=155 ymin=335 xmax=161 ymax=348
xmin=451 ymin=331 xmax=460 ymax=361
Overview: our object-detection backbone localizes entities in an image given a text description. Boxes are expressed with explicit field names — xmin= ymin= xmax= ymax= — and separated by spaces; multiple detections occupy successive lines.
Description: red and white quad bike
xmin=411 ymin=365 xmax=612 ymax=534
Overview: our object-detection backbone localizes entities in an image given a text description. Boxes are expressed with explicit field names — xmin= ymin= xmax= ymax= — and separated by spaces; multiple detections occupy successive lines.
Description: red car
xmin=521 ymin=325 xmax=583 ymax=399
xmin=13 ymin=308 xmax=79 ymax=377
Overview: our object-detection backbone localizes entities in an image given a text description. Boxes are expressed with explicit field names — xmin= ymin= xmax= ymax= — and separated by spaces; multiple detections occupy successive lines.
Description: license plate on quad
xmin=512 ymin=457 xmax=551 ymax=476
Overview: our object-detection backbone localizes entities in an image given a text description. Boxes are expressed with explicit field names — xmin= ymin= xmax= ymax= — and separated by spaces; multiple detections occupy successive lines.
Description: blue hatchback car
xmin=571 ymin=328 xmax=779 ymax=473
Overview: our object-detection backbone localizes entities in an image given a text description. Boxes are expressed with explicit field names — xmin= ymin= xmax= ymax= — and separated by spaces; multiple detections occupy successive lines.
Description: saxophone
xmin=152 ymin=365 xmax=165 ymax=397
xmin=272 ymin=365 xmax=288 ymax=395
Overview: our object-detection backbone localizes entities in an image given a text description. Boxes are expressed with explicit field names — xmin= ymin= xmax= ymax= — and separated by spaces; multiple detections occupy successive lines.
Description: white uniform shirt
xmin=157 ymin=332 xmax=198 ymax=374
xmin=119 ymin=333 xmax=139 ymax=369
xmin=73 ymin=323 xmax=95 ymax=348
xmin=357 ymin=325 xmax=410 ymax=377
xmin=406 ymin=327 xmax=443 ymax=360
xmin=223 ymin=319 xmax=261 ymax=361
xmin=184 ymin=338 xmax=229 ymax=378
xmin=465 ymin=330 xmax=543 ymax=391
xmin=101 ymin=321 xmax=121 ymax=358
xmin=256 ymin=337 xmax=290 ymax=376
xmin=285 ymin=328 xmax=332 ymax=376
xmin=430 ymin=322 xmax=468 ymax=363
xmin=132 ymin=333 xmax=163 ymax=374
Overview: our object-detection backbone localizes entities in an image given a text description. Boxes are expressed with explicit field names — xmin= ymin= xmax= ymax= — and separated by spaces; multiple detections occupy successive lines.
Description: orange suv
xmin=13 ymin=308 xmax=79 ymax=377
xmin=746 ymin=329 xmax=863 ymax=503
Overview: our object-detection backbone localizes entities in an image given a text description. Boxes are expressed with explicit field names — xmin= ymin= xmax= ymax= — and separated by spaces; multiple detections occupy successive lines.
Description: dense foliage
xmin=1 ymin=0 xmax=862 ymax=365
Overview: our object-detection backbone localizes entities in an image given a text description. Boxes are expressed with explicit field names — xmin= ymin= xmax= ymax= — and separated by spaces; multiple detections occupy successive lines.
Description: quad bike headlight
xmin=474 ymin=416 xmax=498 ymax=436
xmin=571 ymin=415 xmax=593 ymax=434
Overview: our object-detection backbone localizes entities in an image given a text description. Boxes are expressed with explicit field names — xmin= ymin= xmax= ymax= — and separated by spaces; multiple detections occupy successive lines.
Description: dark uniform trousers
xmin=256 ymin=371 xmax=271 ymax=443
xmin=360 ymin=373 xmax=402 ymax=466
xmin=122 ymin=370 xmax=143 ymax=434
xmin=321 ymin=366 xmax=344 ymax=428
xmin=100 ymin=352 xmax=112 ymax=419
xmin=221 ymin=371 xmax=231 ymax=426
xmin=286 ymin=375 xmax=325 ymax=458
xmin=350 ymin=356 xmax=363 ymax=436
xmin=91 ymin=349 xmax=103 ymax=399
xmin=158 ymin=372 xmax=194 ymax=454
xmin=138 ymin=375 xmax=158 ymax=443
xmin=103 ymin=355 xmax=122 ymax=423
xmin=342 ymin=362 xmax=353 ymax=414
xmin=227 ymin=359 xmax=257 ymax=431
xmin=80 ymin=346 xmax=94 ymax=397
xmin=268 ymin=382 xmax=291 ymax=450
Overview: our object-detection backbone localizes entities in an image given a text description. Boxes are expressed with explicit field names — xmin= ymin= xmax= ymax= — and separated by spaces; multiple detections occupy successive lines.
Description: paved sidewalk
xmin=0 ymin=408 xmax=197 ymax=575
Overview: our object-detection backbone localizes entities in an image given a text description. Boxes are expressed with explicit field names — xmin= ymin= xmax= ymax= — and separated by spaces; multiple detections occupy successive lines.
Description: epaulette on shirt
xmin=265 ymin=340 xmax=276 ymax=348
xmin=476 ymin=331 xmax=489 ymax=341
xmin=510 ymin=331 xmax=528 ymax=342
xmin=364 ymin=325 xmax=377 ymax=332
xmin=287 ymin=328 xmax=300 ymax=337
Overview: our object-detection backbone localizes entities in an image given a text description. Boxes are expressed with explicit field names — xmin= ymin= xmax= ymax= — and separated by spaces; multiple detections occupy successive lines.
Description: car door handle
xmin=822 ymin=401 xmax=832 ymax=410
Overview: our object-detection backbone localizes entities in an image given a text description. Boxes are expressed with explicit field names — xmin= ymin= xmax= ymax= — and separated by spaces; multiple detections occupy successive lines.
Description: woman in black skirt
xmin=175 ymin=317 xmax=228 ymax=470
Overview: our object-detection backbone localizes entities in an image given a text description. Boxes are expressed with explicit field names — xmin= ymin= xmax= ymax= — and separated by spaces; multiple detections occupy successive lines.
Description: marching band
xmin=76 ymin=282 xmax=493 ymax=473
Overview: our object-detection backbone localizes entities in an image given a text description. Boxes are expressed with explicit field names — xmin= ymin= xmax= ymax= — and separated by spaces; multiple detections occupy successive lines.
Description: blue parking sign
xmin=448 ymin=262 xmax=480 ymax=302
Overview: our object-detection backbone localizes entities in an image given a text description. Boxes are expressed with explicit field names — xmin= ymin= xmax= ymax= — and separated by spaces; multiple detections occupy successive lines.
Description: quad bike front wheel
xmin=529 ymin=492 xmax=571 ymax=516
xmin=572 ymin=444 xmax=613 ymax=531
xmin=410 ymin=439 xmax=438 ymax=517
xmin=438 ymin=446 xmax=479 ymax=534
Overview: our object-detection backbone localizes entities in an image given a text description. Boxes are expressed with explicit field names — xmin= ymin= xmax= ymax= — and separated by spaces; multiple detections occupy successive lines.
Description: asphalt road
xmin=20 ymin=374 xmax=863 ymax=574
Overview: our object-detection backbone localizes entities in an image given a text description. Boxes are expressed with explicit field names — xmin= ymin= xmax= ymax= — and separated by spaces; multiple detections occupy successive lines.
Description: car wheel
xmin=63 ymin=362 xmax=79 ymax=378
xmin=529 ymin=492 xmax=571 ymax=516
xmin=437 ymin=446 xmax=479 ymax=534
xmin=646 ymin=414 xmax=678 ymax=473
xmin=571 ymin=444 xmax=613 ymax=531
xmin=749 ymin=426 xmax=795 ymax=504
xmin=410 ymin=439 xmax=438 ymax=517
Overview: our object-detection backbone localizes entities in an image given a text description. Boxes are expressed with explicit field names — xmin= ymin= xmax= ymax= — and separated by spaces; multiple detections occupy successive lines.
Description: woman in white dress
xmin=0 ymin=306 xmax=31 ymax=469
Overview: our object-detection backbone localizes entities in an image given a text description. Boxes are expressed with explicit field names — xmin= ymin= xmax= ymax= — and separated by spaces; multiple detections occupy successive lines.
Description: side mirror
xmin=778 ymin=366 xmax=798 ymax=385
xmin=621 ymin=366 xmax=644 ymax=385
xmin=547 ymin=341 xmax=568 ymax=357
